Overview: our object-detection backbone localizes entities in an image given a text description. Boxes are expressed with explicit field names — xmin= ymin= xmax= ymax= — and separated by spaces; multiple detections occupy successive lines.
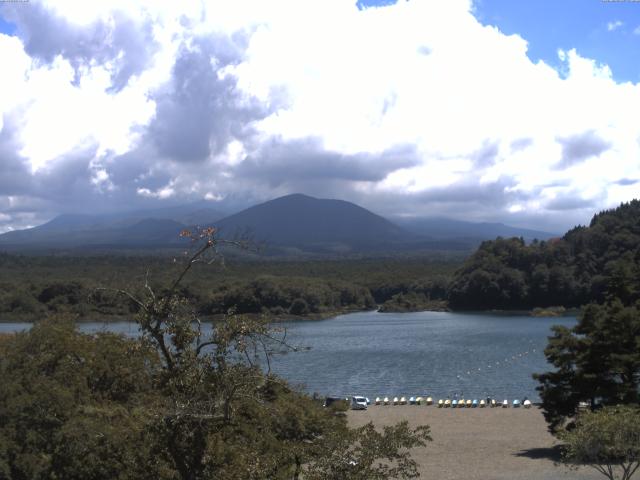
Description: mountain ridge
xmin=0 ymin=194 xmax=559 ymax=254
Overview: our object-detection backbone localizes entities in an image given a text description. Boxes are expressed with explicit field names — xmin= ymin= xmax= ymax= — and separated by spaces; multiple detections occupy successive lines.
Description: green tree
xmin=0 ymin=228 xmax=432 ymax=479
xmin=535 ymin=300 xmax=640 ymax=432
xmin=560 ymin=405 xmax=640 ymax=480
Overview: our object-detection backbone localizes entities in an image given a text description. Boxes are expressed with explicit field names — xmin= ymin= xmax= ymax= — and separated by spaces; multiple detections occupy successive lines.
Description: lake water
xmin=0 ymin=311 xmax=576 ymax=401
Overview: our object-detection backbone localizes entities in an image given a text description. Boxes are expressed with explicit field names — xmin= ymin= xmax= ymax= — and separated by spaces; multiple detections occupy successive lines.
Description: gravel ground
xmin=348 ymin=405 xmax=601 ymax=480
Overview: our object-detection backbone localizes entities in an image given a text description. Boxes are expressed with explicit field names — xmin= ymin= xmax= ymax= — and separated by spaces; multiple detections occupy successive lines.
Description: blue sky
xmin=357 ymin=0 xmax=640 ymax=83
xmin=474 ymin=0 xmax=640 ymax=83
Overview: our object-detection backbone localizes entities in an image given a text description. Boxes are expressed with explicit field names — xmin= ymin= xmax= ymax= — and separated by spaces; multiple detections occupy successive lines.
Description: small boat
xmin=426 ymin=397 xmax=433 ymax=405
xmin=491 ymin=399 xmax=497 ymax=408
xmin=444 ymin=399 xmax=451 ymax=408
xmin=393 ymin=397 xmax=399 ymax=405
xmin=416 ymin=396 xmax=423 ymax=405
xmin=400 ymin=396 xmax=407 ymax=405
xmin=383 ymin=397 xmax=390 ymax=405
xmin=523 ymin=399 xmax=532 ymax=409
xmin=465 ymin=399 xmax=472 ymax=408
xmin=438 ymin=399 xmax=444 ymax=408
xmin=472 ymin=399 xmax=478 ymax=408
xmin=452 ymin=399 xmax=458 ymax=408
xmin=479 ymin=399 xmax=486 ymax=408
xmin=502 ymin=400 xmax=509 ymax=408
xmin=512 ymin=399 xmax=521 ymax=408
xmin=375 ymin=397 xmax=381 ymax=405
xmin=409 ymin=396 xmax=416 ymax=405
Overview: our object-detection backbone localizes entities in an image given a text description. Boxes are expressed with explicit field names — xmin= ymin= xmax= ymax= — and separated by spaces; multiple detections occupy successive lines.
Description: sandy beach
xmin=348 ymin=405 xmax=601 ymax=480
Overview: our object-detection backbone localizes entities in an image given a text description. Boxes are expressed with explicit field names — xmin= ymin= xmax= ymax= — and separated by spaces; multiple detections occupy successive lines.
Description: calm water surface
xmin=0 ymin=311 xmax=575 ymax=400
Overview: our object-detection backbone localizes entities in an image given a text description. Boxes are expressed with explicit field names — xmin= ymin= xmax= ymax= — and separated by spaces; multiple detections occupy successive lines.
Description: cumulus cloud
xmin=607 ymin=20 xmax=623 ymax=32
xmin=0 ymin=0 xmax=640 ymax=233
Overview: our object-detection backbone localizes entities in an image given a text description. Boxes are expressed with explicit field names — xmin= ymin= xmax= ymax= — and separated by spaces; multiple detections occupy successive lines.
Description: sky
xmin=0 ymin=0 xmax=639 ymax=234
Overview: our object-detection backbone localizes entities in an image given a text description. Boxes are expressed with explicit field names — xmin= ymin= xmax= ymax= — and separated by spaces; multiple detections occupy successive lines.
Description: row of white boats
xmin=374 ymin=396 xmax=533 ymax=408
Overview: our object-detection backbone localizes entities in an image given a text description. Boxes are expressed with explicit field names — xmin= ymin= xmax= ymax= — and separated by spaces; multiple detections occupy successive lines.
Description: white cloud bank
xmin=0 ymin=0 xmax=639 ymax=233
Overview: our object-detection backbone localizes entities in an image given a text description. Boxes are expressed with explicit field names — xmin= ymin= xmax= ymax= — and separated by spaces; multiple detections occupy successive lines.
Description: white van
xmin=351 ymin=396 xmax=368 ymax=410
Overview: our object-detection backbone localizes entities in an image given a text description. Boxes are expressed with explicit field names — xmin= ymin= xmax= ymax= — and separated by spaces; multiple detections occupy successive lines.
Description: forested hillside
xmin=0 ymin=254 xmax=457 ymax=321
xmin=448 ymin=200 xmax=640 ymax=310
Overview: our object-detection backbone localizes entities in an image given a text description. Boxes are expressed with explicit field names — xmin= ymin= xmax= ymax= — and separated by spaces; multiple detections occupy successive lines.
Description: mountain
xmin=0 ymin=193 xmax=557 ymax=254
xmin=393 ymin=217 xmax=556 ymax=242
xmin=214 ymin=194 xmax=416 ymax=253
xmin=0 ymin=203 xmax=226 ymax=250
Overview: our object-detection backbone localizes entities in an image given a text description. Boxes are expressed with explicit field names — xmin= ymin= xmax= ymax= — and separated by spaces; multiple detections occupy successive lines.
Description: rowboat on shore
xmin=502 ymin=400 xmax=509 ymax=408
xmin=472 ymin=399 xmax=478 ymax=408
xmin=452 ymin=399 xmax=458 ymax=408
xmin=383 ymin=397 xmax=390 ymax=405
xmin=491 ymin=399 xmax=497 ymax=408
xmin=393 ymin=397 xmax=399 ymax=405
xmin=375 ymin=397 xmax=381 ymax=405
xmin=426 ymin=397 xmax=433 ymax=405
xmin=465 ymin=399 xmax=472 ymax=408
xmin=409 ymin=396 xmax=416 ymax=405
xmin=479 ymin=399 xmax=486 ymax=408
xmin=400 ymin=396 xmax=407 ymax=405
xmin=438 ymin=399 xmax=444 ymax=408
xmin=523 ymin=399 xmax=532 ymax=409
xmin=513 ymin=399 xmax=521 ymax=408
xmin=416 ymin=396 xmax=423 ymax=405
xmin=444 ymin=399 xmax=451 ymax=407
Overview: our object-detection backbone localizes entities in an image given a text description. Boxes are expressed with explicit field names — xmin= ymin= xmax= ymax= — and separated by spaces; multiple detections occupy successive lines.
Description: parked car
xmin=351 ymin=396 xmax=368 ymax=410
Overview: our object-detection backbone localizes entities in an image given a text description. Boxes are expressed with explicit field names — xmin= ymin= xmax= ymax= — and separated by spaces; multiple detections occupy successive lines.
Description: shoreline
xmin=0 ymin=305 xmax=581 ymax=324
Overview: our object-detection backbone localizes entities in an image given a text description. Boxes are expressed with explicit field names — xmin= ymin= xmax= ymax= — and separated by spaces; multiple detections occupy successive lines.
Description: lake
xmin=0 ymin=310 xmax=575 ymax=401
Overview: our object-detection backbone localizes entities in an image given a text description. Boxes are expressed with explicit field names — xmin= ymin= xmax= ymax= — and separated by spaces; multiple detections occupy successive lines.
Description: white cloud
xmin=607 ymin=20 xmax=623 ymax=31
xmin=0 ymin=0 xmax=639 ymax=232
xmin=634 ymin=25 xmax=640 ymax=35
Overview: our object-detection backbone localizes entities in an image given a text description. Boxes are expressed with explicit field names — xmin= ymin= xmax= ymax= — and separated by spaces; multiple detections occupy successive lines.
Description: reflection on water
xmin=0 ymin=310 xmax=575 ymax=400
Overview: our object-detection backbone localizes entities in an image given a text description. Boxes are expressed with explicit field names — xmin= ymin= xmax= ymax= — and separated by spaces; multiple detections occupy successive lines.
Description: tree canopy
xmin=0 ymin=229 xmax=432 ymax=479
xmin=448 ymin=200 xmax=640 ymax=310
xmin=534 ymin=300 xmax=640 ymax=432
xmin=560 ymin=405 xmax=640 ymax=480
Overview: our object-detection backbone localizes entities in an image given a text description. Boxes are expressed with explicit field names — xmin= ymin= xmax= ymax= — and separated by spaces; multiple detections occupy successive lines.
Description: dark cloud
xmin=0 ymin=116 xmax=32 ymax=195
xmin=614 ymin=178 xmax=638 ymax=186
xmin=510 ymin=138 xmax=533 ymax=152
xmin=412 ymin=176 xmax=523 ymax=206
xmin=471 ymin=140 xmax=499 ymax=167
xmin=148 ymin=35 xmax=268 ymax=163
xmin=3 ymin=3 xmax=157 ymax=91
xmin=234 ymin=138 xmax=419 ymax=187
xmin=556 ymin=130 xmax=611 ymax=169
xmin=545 ymin=194 xmax=598 ymax=212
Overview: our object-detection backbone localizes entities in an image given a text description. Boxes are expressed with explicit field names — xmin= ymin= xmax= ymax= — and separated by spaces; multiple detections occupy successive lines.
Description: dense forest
xmin=0 ymin=254 xmax=457 ymax=321
xmin=448 ymin=200 xmax=640 ymax=310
